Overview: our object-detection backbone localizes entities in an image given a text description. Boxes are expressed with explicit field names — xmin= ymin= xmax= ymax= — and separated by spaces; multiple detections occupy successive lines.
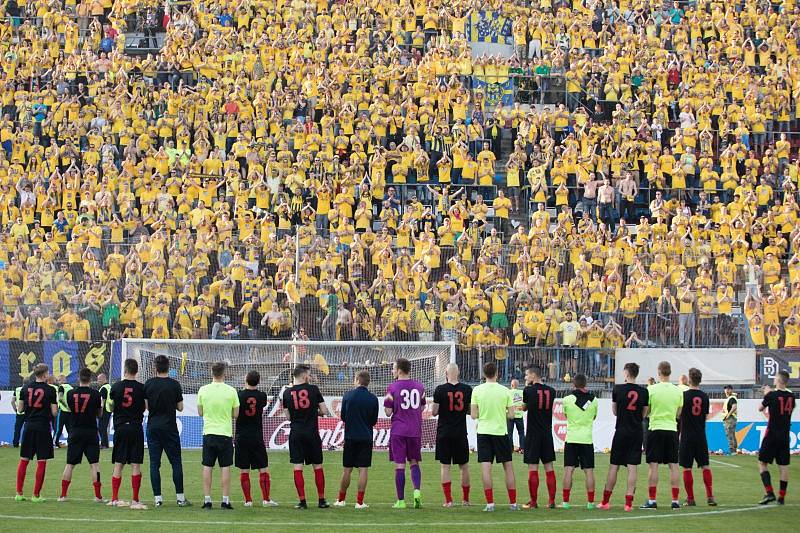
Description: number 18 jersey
xmin=386 ymin=379 xmax=426 ymax=438
xmin=282 ymin=383 xmax=324 ymax=434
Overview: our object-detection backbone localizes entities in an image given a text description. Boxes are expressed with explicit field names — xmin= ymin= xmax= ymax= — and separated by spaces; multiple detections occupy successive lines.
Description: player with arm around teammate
xmin=384 ymin=357 xmax=426 ymax=509
xmin=599 ymin=362 xmax=649 ymax=511
xmin=237 ymin=370 xmax=277 ymax=507
xmin=282 ymin=364 xmax=330 ymax=509
xmin=107 ymin=358 xmax=148 ymax=509
xmin=521 ymin=365 xmax=558 ymax=510
xmin=757 ymin=370 xmax=796 ymax=505
xmin=432 ymin=363 xmax=472 ymax=507
xmin=58 ymin=368 xmax=104 ymax=503
xmin=334 ymin=370 xmax=379 ymax=509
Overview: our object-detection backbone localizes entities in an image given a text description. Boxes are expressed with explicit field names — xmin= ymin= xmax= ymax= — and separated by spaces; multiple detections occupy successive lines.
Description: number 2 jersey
xmin=66 ymin=386 xmax=101 ymax=430
xmin=385 ymin=379 xmax=426 ymax=438
xmin=281 ymin=383 xmax=324 ymax=434
xmin=109 ymin=379 xmax=146 ymax=429
xmin=20 ymin=381 xmax=57 ymax=431
xmin=612 ymin=383 xmax=649 ymax=434
xmin=433 ymin=382 xmax=472 ymax=439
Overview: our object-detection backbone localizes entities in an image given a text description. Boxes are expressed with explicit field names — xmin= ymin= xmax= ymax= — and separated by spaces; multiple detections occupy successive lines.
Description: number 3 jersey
xmin=385 ymin=379 xmax=426 ymax=438
xmin=612 ymin=382 xmax=649 ymax=434
xmin=282 ymin=383 xmax=325 ymax=434
xmin=66 ymin=386 xmax=101 ymax=430
xmin=433 ymin=382 xmax=472 ymax=438
xmin=237 ymin=389 xmax=268 ymax=439
xmin=109 ymin=379 xmax=146 ymax=428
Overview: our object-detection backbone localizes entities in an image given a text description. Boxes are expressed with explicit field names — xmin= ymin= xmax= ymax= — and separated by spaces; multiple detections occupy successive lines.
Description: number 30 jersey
xmin=433 ymin=382 xmax=472 ymax=438
xmin=110 ymin=379 xmax=146 ymax=428
xmin=282 ymin=383 xmax=325 ymax=434
xmin=385 ymin=379 xmax=426 ymax=438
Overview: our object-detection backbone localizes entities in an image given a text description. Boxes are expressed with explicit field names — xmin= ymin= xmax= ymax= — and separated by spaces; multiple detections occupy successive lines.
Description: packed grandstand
xmin=0 ymin=0 xmax=798 ymax=376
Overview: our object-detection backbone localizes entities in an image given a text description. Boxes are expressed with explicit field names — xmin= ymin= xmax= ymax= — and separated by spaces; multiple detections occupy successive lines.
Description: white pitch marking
xmin=710 ymin=459 xmax=742 ymax=468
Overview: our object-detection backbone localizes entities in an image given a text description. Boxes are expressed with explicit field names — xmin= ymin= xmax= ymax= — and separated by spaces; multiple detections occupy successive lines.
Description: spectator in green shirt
xmin=470 ymin=362 xmax=518 ymax=512
xmin=642 ymin=361 xmax=683 ymax=510
xmin=561 ymin=374 xmax=598 ymax=509
xmin=197 ymin=362 xmax=240 ymax=510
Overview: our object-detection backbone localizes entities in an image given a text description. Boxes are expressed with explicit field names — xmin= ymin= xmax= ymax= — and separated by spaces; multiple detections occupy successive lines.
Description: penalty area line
xmin=0 ymin=504 xmax=783 ymax=527
xmin=709 ymin=459 xmax=743 ymax=468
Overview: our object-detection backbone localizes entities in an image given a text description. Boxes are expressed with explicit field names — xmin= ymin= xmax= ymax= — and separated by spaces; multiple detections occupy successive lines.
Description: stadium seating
xmin=0 ymin=0 xmax=797 ymax=369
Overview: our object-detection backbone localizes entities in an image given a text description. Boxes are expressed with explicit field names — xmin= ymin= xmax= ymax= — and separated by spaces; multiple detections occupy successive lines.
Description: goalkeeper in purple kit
xmin=384 ymin=358 xmax=426 ymax=509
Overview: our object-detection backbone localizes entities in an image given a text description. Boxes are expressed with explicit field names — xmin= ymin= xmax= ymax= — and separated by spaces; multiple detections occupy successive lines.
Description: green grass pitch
xmin=1 ymin=448 xmax=798 ymax=532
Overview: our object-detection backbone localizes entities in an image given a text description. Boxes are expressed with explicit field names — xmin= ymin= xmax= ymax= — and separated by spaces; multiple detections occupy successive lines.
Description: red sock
xmin=602 ymin=489 xmax=612 ymax=505
xmin=338 ymin=490 xmax=346 ymax=502
xmin=648 ymin=485 xmax=657 ymax=500
xmin=293 ymin=470 xmax=306 ymax=500
xmin=93 ymin=481 xmax=102 ymax=499
xmin=702 ymin=469 xmax=713 ymax=498
xmin=33 ymin=461 xmax=46 ymax=497
xmin=683 ymin=470 xmax=695 ymax=501
xmin=587 ymin=490 xmax=595 ymax=503
xmin=563 ymin=488 xmax=571 ymax=503
xmin=625 ymin=494 xmax=634 ymax=507
xmin=442 ymin=481 xmax=452 ymax=504
xmin=484 ymin=488 xmax=494 ymax=504
xmin=314 ymin=468 xmax=325 ymax=499
xmin=240 ymin=473 xmax=252 ymax=502
xmin=16 ymin=459 xmax=29 ymax=494
xmin=131 ymin=474 xmax=142 ymax=502
xmin=111 ymin=476 xmax=121 ymax=501
xmin=508 ymin=488 xmax=517 ymax=505
xmin=259 ymin=472 xmax=271 ymax=501
xmin=462 ymin=484 xmax=470 ymax=502
xmin=61 ymin=479 xmax=71 ymax=498
xmin=528 ymin=471 xmax=539 ymax=504
xmin=672 ymin=487 xmax=680 ymax=501
xmin=545 ymin=470 xmax=557 ymax=505
xmin=357 ymin=490 xmax=365 ymax=505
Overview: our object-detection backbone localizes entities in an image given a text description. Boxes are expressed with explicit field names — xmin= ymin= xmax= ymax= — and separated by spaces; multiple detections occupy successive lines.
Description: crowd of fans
xmin=0 ymin=0 xmax=798 ymax=367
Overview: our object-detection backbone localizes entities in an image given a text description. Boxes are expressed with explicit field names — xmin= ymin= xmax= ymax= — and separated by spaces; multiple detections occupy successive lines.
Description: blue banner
xmin=0 ymin=341 xmax=113 ymax=388
xmin=467 ymin=11 xmax=513 ymax=44
xmin=472 ymin=76 xmax=514 ymax=106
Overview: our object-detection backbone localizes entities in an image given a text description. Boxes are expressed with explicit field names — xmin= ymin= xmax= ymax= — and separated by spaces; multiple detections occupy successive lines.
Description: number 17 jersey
xmin=386 ymin=379 xmax=426 ymax=438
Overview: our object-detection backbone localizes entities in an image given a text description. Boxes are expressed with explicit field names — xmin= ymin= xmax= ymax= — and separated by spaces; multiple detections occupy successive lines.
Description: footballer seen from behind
xmin=521 ymin=365 xmax=557 ymax=509
xmin=470 ymin=362 xmax=518 ymax=512
xmin=561 ymin=373 xmax=598 ymax=510
xmin=758 ymin=370 xmax=796 ymax=505
xmin=107 ymin=358 xmax=147 ymax=509
xmin=384 ymin=357 xmax=426 ymax=509
xmin=16 ymin=363 xmax=57 ymax=502
xmin=236 ymin=370 xmax=277 ymax=507
xmin=282 ymin=364 xmax=330 ymax=509
xmin=679 ymin=368 xmax=716 ymax=507
xmin=432 ymin=363 xmax=472 ymax=507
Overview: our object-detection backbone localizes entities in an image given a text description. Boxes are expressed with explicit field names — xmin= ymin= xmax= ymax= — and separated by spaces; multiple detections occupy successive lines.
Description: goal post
xmin=119 ymin=339 xmax=456 ymax=449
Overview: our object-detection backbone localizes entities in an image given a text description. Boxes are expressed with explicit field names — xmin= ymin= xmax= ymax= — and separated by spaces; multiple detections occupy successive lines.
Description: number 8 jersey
xmin=282 ymin=383 xmax=325 ymax=434
xmin=386 ymin=379 xmax=426 ymax=438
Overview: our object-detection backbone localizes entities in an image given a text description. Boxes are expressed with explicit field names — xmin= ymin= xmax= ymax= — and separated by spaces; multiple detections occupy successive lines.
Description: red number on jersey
xmin=122 ymin=387 xmax=134 ymax=408
xmin=537 ymin=388 xmax=551 ymax=410
xmin=626 ymin=390 xmax=639 ymax=411
xmin=777 ymin=395 xmax=794 ymax=415
xmin=27 ymin=388 xmax=44 ymax=409
xmin=245 ymin=397 xmax=258 ymax=417
xmin=691 ymin=396 xmax=703 ymax=416
xmin=73 ymin=393 xmax=91 ymax=414
xmin=291 ymin=389 xmax=310 ymax=409
xmin=447 ymin=391 xmax=464 ymax=412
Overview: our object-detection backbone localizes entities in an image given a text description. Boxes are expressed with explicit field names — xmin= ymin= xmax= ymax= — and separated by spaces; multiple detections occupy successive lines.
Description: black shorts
xmin=679 ymin=435 xmax=710 ymax=468
xmin=343 ymin=440 xmax=373 ymax=468
xmin=235 ymin=436 xmax=268 ymax=470
xmin=202 ymin=435 xmax=234 ymax=468
xmin=67 ymin=428 xmax=100 ymax=465
xmin=476 ymin=434 xmax=512 ymax=464
xmin=646 ymin=430 xmax=679 ymax=465
xmin=20 ymin=427 xmax=54 ymax=461
xmin=759 ymin=431 xmax=791 ymax=466
xmin=610 ymin=430 xmax=643 ymax=466
xmin=564 ymin=443 xmax=594 ymax=469
xmin=289 ymin=431 xmax=323 ymax=466
xmin=435 ymin=433 xmax=469 ymax=465
xmin=524 ymin=431 xmax=556 ymax=465
xmin=111 ymin=424 xmax=144 ymax=465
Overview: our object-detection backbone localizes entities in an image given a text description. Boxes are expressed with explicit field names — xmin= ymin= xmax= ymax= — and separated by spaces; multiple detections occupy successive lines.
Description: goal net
xmin=119 ymin=339 xmax=455 ymax=450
